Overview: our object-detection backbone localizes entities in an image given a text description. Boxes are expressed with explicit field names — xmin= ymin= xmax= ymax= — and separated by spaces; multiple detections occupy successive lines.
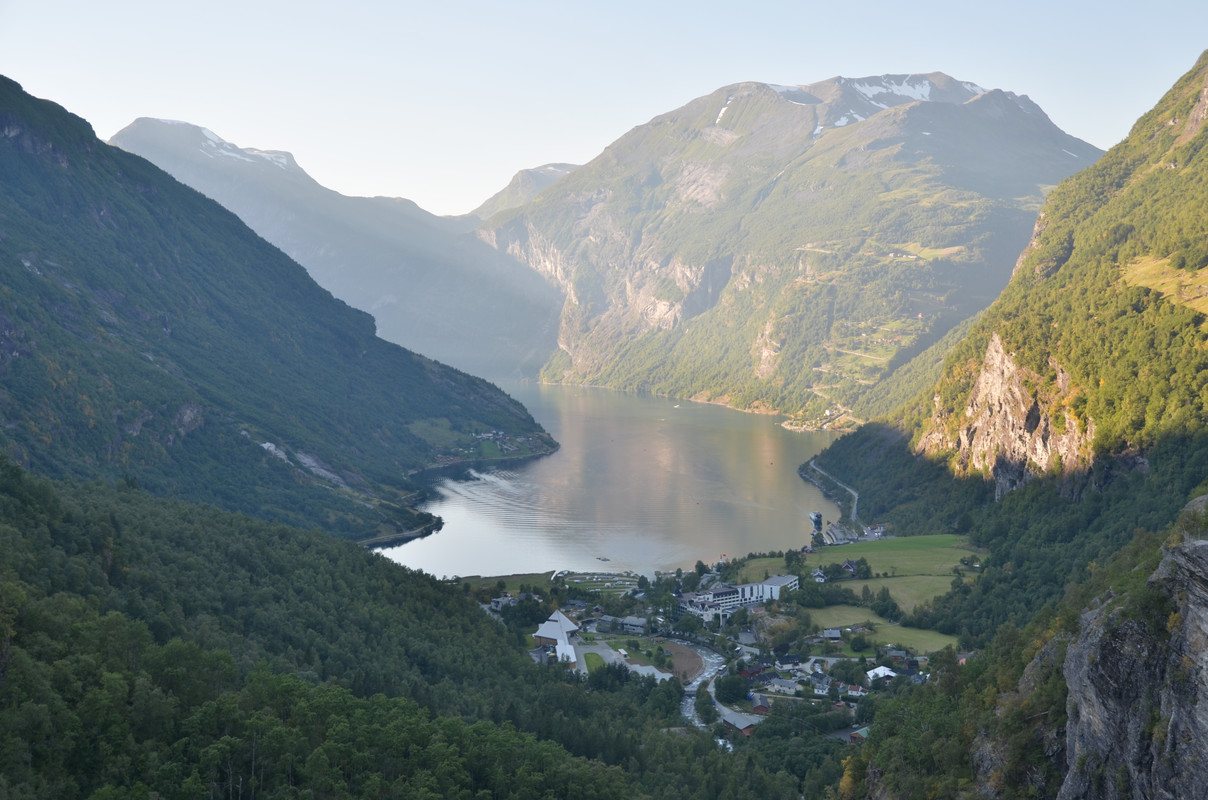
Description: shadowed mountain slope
xmin=0 ymin=76 xmax=554 ymax=538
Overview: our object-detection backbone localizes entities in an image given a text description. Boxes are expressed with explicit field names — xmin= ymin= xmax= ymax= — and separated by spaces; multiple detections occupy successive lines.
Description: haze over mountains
xmin=115 ymin=73 xmax=1101 ymax=427
xmin=110 ymin=118 xmax=563 ymax=380
xmin=0 ymin=76 xmax=553 ymax=538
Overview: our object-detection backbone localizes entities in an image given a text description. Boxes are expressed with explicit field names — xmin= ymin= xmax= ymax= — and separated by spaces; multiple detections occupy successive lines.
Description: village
xmin=473 ymin=530 xmax=966 ymax=740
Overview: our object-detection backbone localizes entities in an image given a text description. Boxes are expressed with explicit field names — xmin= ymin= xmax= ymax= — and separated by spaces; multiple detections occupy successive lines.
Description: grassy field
xmin=583 ymin=652 xmax=606 ymax=672
xmin=458 ymin=572 xmax=556 ymax=593
xmin=563 ymin=571 xmax=641 ymax=596
xmin=808 ymin=604 xmax=890 ymax=629
xmin=806 ymin=606 xmax=958 ymax=654
xmin=866 ymin=626 xmax=958 ymax=654
xmin=843 ymin=575 xmax=957 ymax=612
xmin=733 ymin=535 xmax=977 ymax=612
xmin=817 ymin=534 xmax=978 ymax=577
xmin=1123 ymin=256 xmax=1208 ymax=316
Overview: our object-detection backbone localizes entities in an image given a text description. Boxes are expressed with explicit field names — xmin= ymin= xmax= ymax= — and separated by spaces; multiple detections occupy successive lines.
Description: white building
xmin=679 ymin=574 xmax=801 ymax=623
xmin=534 ymin=610 xmax=580 ymax=666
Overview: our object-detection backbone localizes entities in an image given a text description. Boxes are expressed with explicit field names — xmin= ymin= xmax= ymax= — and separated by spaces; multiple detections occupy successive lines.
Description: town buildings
xmin=678 ymin=574 xmax=800 ymax=623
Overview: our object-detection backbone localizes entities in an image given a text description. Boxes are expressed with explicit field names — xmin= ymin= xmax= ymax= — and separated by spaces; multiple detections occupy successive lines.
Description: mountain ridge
xmin=110 ymin=118 xmax=563 ymax=380
xmin=478 ymin=72 xmax=1102 ymax=424
xmin=0 ymin=75 xmax=555 ymax=537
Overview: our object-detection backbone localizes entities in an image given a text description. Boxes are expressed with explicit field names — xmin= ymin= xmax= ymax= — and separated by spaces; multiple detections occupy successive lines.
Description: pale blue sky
xmin=1 ymin=0 xmax=1205 ymax=215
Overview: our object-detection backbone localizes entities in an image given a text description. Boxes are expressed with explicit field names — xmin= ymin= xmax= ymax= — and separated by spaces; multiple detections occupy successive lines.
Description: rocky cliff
xmin=917 ymin=333 xmax=1095 ymax=499
xmin=1057 ymin=538 xmax=1208 ymax=799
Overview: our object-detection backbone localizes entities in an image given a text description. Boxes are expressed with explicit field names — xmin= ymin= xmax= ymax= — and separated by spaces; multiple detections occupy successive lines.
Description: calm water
xmin=381 ymin=384 xmax=840 ymax=578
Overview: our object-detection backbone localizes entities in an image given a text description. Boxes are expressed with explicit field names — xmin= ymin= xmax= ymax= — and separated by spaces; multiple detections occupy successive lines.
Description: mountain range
xmin=478 ymin=73 xmax=1103 ymax=424
xmin=110 ymin=118 xmax=563 ymax=380
xmin=5 ymin=49 xmax=1208 ymax=799
xmin=114 ymin=74 xmax=1102 ymax=427
xmin=0 ymin=76 xmax=554 ymax=538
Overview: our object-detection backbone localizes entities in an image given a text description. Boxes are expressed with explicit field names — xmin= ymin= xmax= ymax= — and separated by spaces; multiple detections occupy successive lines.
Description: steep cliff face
xmin=917 ymin=333 xmax=1095 ymax=498
xmin=1057 ymin=541 xmax=1208 ymax=799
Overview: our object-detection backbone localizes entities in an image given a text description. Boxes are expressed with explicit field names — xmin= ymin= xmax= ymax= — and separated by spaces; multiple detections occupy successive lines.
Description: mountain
xmin=478 ymin=73 xmax=1103 ymax=424
xmin=110 ymin=118 xmax=562 ymax=380
xmin=0 ymin=76 xmax=555 ymax=538
xmin=912 ymin=52 xmax=1208 ymax=496
xmin=472 ymin=162 xmax=579 ymax=220
xmin=813 ymin=50 xmax=1208 ymax=800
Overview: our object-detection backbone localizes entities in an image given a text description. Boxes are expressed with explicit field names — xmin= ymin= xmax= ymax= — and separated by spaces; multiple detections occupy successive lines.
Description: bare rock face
xmin=918 ymin=333 xmax=1094 ymax=499
xmin=1059 ymin=542 xmax=1208 ymax=800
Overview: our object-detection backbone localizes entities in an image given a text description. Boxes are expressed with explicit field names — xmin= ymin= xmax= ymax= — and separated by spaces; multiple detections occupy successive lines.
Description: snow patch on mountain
xmin=192 ymin=126 xmax=292 ymax=170
xmin=851 ymin=77 xmax=933 ymax=102
xmin=715 ymin=95 xmax=734 ymax=125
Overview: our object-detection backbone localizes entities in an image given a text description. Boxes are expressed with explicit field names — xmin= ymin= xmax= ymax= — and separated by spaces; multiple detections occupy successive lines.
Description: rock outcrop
xmin=918 ymin=334 xmax=1095 ymax=499
xmin=1057 ymin=540 xmax=1208 ymax=799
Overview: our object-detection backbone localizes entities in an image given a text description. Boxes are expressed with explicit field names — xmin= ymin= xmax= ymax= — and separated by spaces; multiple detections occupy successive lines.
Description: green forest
xmin=0 ymin=460 xmax=865 ymax=798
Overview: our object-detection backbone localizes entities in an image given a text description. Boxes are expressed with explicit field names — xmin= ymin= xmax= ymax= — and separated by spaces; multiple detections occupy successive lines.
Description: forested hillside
xmin=0 ymin=76 xmax=554 ymax=539
xmin=0 ymin=460 xmax=845 ymax=798
xmin=808 ymin=50 xmax=1208 ymax=799
xmin=812 ymin=51 xmax=1208 ymax=646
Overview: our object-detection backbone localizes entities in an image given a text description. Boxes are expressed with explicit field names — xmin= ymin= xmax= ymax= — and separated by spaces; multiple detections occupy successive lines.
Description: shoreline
xmin=407 ymin=443 xmax=560 ymax=486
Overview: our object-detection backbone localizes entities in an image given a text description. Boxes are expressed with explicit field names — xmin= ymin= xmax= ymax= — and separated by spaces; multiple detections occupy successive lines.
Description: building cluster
xmin=678 ymin=574 xmax=800 ymax=623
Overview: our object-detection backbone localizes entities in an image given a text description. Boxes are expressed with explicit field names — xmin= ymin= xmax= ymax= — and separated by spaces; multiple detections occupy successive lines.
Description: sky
xmin=1 ymin=1 xmax=1206 ymax=216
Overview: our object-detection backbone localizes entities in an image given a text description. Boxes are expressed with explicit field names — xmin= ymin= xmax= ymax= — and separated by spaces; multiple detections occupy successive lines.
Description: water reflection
xmin=382 ymin=384 xmax=840 ymax=578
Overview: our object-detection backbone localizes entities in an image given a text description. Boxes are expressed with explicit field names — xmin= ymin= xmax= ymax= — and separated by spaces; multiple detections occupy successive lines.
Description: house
xmin=812 ymin=568 xmax=827 ymax=583
xmin=752 ymin=694 xmax=771 ymax=714
xmin=866 ymin=665 xmax=897 ymax=683
xmin=849 ymin=726 xmax=871 ymax=743
xmin=765 ymin=678 xmax=799 ymax=694
xmin=841 ymin=559 xmax=859 ymax=574
xmin=489 ymin=595 xmax=518 ymax=612
xmin=823 ymin=628 xmax=842 ymax=641
xmin=739 ymin=664 xmax=764 ymax=679
xmin=718 ymin=706 xmax=764 ymax=736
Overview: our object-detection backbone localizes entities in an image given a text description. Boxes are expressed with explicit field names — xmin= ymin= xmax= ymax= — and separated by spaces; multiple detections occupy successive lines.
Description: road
xmin=808 ymin=459 xmax=861 ymax=527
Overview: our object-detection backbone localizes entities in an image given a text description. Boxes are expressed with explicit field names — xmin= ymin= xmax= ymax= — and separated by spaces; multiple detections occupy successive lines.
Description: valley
xmin=4 ymin=43 xmax=1208 ymax=800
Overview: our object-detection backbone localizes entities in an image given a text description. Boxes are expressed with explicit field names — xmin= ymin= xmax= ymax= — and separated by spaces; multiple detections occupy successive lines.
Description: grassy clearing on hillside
xmin=806 ymin=606 xmax=958 ymax=653
xmin=808 ymin=605 xmax=890 ymax=629
xmin=1122 ymin=256 xmax=1208 ymax=318
xmin=735 ymin=535 xmax=976 ymax=605
xmin=844 ymin=576 xmax=957 ymax=612
xmin=816 ymin=534 xmax=978 ymax=576
xmin=866 ymin=626 xmax=958 ymax=654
